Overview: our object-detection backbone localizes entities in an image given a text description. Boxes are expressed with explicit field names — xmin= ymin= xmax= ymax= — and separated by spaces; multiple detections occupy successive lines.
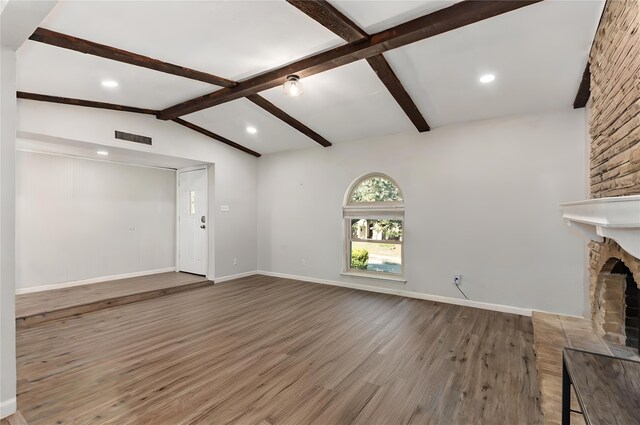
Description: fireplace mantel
xmin=561 ymin=195 xmax=640 ymax=260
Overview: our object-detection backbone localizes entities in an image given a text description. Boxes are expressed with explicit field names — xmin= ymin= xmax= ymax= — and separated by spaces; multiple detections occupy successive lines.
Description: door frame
xmin=176 ymin=165 xmax=209 ymax=277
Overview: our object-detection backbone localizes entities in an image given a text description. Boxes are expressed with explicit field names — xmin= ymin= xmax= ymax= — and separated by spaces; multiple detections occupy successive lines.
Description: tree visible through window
xmin=344 ymin=174 xmax=404 ymax=278
xmin=350 ymin=176 xmax=403 ymax=203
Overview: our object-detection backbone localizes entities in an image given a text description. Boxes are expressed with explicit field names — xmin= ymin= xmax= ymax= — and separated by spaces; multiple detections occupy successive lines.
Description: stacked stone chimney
xmin=588 ymin=0 xmax=640 ymax=346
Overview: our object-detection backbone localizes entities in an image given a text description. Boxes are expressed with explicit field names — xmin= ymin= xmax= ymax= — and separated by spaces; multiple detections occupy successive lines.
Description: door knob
xmin=200 ymin=225 xmax=206 ymax=229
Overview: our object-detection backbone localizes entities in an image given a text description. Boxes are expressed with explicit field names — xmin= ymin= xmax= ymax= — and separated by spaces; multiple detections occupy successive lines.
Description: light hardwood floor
xmin=16 ymin=272 xmax=209 ymax=327
xmin=16 ymin=275 xmax=543 ymax=424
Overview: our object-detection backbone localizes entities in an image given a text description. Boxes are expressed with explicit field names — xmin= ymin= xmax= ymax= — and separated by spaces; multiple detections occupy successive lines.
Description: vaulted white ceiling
xmin=18 ymin=42 xmax=215 ymax=109
xmin=31 ymin=0 xmax=344 ymax=81
xmin=16 ymin=0 xmax=605 ymax=155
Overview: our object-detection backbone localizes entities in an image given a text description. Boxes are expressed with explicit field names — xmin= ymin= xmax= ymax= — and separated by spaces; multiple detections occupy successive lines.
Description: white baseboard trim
xmin=16 ymin=268 xmax=177 ymax=295
xmin=214 ymin=270 xmax=259 ymax=283
xmin=257 ymin=271 xmax=533 ymax=317
xmin=0 ymin=397 xmax=16 ymax=419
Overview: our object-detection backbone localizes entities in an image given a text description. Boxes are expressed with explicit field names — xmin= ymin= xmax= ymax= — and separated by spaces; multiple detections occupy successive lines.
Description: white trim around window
xmin=342 ymin=173 xmax=405 ymax=281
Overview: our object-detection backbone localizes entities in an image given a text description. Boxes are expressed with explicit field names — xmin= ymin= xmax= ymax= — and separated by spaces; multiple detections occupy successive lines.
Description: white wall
xmin=17 ymin=100 xmax=590 ymax=315
xmin=258 ymin=109 xmax=589 ymax=315
xmin=15 ymin=151 xmax=176 ymax=289
xmin=17 ymin=101 xmax=258 ymax=280
xmin=0 ymin=44 xmax=17 ymax=419
xmin=1 ymin=1 xmax=58 ymax=417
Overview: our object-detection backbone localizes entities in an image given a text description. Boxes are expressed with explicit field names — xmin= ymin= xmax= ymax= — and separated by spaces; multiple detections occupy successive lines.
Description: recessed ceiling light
xmin=479 ymin=74 xmax=495 ymax=84
xmin=101 ymin=80 xmax=119 ymax=88
xmin=246 ymin=126 xmax=257 ymax=134
xmin=97 ymin=150 xmax=109 ymax=156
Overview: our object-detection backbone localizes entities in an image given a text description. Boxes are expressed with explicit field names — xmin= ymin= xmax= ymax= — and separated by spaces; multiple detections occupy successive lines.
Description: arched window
xmin=343 ymin=173 xmax=404 ymax=280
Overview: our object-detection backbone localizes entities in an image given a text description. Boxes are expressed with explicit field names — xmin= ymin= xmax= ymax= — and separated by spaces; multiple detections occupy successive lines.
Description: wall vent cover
xmin=115 ymin=131 xmax=152 ymax=145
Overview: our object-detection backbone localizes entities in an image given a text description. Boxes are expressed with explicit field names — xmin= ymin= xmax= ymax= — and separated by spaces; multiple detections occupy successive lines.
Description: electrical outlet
xmin=453 ymin=274 xmax=462 ymax=285
xmin=301 ymin=259 xmax=306 ymax=266
xmin=233 ymin=258 xmax=238 ymax=266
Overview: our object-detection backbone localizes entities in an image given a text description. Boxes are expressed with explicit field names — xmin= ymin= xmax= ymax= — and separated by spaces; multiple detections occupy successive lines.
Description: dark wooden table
xmin=562 ymin=348 xmax=640 ymax=425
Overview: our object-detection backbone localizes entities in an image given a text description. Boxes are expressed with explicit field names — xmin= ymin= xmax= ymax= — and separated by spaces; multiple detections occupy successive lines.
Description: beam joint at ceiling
xmin=287 ymin=0 xmax=429 ymax=132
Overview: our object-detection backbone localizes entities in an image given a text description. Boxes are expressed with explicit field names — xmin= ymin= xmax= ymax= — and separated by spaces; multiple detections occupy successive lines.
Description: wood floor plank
xmin=15 ymin=272 xmax=209 ymax=327
xmin=16 ymin=275 xmax=543 ymax=424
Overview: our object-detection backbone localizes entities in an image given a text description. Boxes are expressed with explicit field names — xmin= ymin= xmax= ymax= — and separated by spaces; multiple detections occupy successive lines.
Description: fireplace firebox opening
xmin=611 ymin=260 xmax=640 ymax=351
xmin=595 ymin=258 xmax=639 ymax=352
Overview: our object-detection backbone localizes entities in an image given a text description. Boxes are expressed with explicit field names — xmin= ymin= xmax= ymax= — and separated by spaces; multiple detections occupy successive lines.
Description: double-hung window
xmin=343 ymin=173 xmax=404 ymax=281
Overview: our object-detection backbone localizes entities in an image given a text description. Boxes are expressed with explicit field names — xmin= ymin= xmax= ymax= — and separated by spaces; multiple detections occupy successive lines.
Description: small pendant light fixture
xmin=283 ymin=75 xmax=304 ymax=97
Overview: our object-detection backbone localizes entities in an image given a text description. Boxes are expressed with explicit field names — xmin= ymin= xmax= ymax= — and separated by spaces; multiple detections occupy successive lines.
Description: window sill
xmin=340 ymin=271 xmax=406 ymax=283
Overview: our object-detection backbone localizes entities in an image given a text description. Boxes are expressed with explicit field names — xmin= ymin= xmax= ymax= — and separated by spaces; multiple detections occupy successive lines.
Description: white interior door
xmin=178 ymin=168 xmax=207 ymax=275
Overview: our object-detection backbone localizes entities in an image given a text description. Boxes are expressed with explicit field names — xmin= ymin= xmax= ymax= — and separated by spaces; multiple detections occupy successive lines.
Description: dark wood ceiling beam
xmin=250 ymin=95 xmax=333 ymax=147
xmin=247 ymin=95 xmax=331 ymax=147
xmin=158 ymin=0 xmax=542 ymax=120
xmin=573 ymin=62 xmax=591 ymax=109
xmin=171 ymin=118 xmax=261 ymax=157
xmin=366 ymin=55 xmax=430 ymax=132
xmin=18 ymin=91 xmax=259 ymax=157
xmin=286 ymin=0 xmax=368 ymax=44
xmin=29 ymin=28 xmax=237 ymax=88
xmin=17 ymin=91 xmax=159 ymax=115
xmin=29 ymin=28 xmax=332 ymax=148
xmin=287 ymin=0 xmax=429 ymax=132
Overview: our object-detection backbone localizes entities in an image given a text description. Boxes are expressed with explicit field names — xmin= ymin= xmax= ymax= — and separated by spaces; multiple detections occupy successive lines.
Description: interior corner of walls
xmin=214 ymin=270 xmax=258 ymax=283
xmin=0 ymin=397 xmax=17 ymax=420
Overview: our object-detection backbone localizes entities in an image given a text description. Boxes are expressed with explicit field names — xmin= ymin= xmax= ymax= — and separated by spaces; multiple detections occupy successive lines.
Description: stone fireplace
xmin=572 ymin=0 xmax=640 ymax=351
